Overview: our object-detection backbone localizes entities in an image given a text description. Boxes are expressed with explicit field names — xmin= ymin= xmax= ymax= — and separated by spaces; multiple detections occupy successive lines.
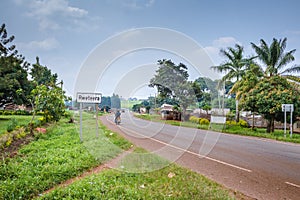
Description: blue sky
xmin=1 ymin=0 xmax=300 ymax=99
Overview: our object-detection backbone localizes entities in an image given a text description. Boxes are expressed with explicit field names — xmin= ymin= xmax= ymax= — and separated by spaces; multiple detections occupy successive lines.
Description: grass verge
xmin=39 ymin=148 xmax=235 ymax=200
xmin=134 ymin=113 xmax=300 ymax=143
xmin=0 ymin=112 xmax=131 ymax=199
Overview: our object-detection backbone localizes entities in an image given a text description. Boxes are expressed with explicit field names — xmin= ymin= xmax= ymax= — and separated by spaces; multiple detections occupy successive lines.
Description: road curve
xmin=100 ymin=111 xmax=300 ymax=200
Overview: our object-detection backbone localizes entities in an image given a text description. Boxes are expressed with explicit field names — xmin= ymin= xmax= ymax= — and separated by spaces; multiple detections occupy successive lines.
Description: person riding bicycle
xmin=115 ymin=110 xmax=121 ymax=124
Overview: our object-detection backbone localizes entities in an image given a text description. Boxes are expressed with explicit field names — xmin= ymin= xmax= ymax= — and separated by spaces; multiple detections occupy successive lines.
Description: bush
xmin=199 ymin=118 xmax=209 ymax=125
xmin=226 ymin=120 xmax=237 ymax=126
xmin=189 ymin=116 xmax=200 ymax=124
xmin=238 ymin=119 xmax=249 ymax=127
xmin=6 ymin=118 xmax=18 ymax=132
xmin=3 ymin=111 xmax=12 ymax=115
xmin=15 ymin=110 xmax=31 ymax=115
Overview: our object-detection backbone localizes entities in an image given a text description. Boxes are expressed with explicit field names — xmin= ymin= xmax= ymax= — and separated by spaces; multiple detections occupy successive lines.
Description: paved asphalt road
xmin=101 ymin=111 xmax=300 ymax=200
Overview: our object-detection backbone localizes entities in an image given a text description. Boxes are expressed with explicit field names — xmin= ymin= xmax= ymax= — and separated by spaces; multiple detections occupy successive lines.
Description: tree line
xmin=146 ymin=38 xmax=300 ymax=133
xmin=212 ymin=38 xmax=300 ymax=133
xmin=0 ymin=24 xmax=66 ymax=122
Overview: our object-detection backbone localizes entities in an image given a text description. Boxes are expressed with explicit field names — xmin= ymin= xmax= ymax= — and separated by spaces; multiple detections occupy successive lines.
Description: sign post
xmin=76 ymin=92 xmax=102 ymax=142
xmin=282 ymin=104 xmax=294 ymax=138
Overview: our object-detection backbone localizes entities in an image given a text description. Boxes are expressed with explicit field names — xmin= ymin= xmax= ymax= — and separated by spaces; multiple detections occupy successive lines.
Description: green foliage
xmin=40 ymin=158 xmax=234 ymax=200
xmin=31 ymin=84 xmax=66 ymax=122
xmin=238 ymin=119 xmax=248 ymax=127
xmin=200 ymin=118 xmax=210 ymax=125
xmin=30 ymin=57 xmax=58 ymax=86
xmin=189 ymin=116 xmax=210 ymax=125
xmin=111 ymin=93 xmax=121 ymax=109
xmin=251 ymin=38 xmax=300 ymax=77
xmin=0 ymin=110 xmax=30 ymax=115
xmin=226 ymin=120 xmax=237 ymax=126
xmin=6 ymin=118 xmax=18 ymax=132
xmin=0 ymin=24 xmax=31 ymax=106
xmin=189 ymin=116 xmax=200 ymax=124
xmin=0 ymin=127 xmax=27 ymax=149
xmin=240 ymin=76 xmax=300 ymax=132
xmin=149 ymin=59 xmax=202 ymax=118
xmin=0 ymin=113 xmax=131 ymax=199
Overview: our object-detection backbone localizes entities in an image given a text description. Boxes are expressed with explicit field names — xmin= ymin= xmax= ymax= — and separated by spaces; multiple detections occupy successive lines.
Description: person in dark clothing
xmin=115 ymin=110 xmax=121 ymax=124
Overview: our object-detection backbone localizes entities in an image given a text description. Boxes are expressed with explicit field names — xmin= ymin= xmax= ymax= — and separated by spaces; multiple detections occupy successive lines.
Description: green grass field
xmin=0 ymin=115 xmax=33 ymax=135
xmin=121 ymin=99 xmax=142 ymax=109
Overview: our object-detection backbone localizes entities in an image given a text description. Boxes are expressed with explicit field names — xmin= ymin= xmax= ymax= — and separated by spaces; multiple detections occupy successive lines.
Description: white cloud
xmin=14 ymin=0 xmax=97 ymax=32
xmin=19 ymin=38 xmax=60 ymax=51
xmin=25 ymin=0 xmax=88 ymax=18
xmin=212 ymin=37 xmax=240 ymax=48
xmin=204 ymin=37 xmax=241 ymax=65
xmin=113 ymin=0 xmax=155 ymax=10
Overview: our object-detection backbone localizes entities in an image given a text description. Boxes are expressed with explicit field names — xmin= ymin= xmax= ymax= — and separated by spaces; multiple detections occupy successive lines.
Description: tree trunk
xmin=235 ymin=99 xmax=239 ymax=122
xmin=271 ymin=117 xmax=275 ymax=133
xmin=252 ymin=112 xmax=255 ymax=130
xmin=266 ymin=115 xmax=275 ymax=133
xmin=266 ymin=120 xmax=271 ymax=133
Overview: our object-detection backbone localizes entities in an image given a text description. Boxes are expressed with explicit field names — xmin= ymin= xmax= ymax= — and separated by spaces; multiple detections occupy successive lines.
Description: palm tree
xmin=251 ymin=38 xmax=300 ymax=132
xmin=211 ymin=44 xmax=254 ymax=122
xmin=251 ymin=38 xmax=300 ymax=78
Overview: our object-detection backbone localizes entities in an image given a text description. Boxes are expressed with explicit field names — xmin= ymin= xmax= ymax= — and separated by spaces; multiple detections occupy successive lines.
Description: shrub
xmin=226 ymin=120 xmax=237 ymax=126
xmin=6 ymin=118 xmax=18 ymax=132
xmin=189 ymin=116 xmax=200 ymax=124
xmin=199 ymin=118 xmax=209 ymax=125
xmin=238 ymin=119 xmax=249 ymax=127
xmin=5 ymin=137 xmax=12 ymax=147
xmin=15 ymin=110 xmax=31 ymax=115
xmin=3 ymin=111 xmax=12 ymax=115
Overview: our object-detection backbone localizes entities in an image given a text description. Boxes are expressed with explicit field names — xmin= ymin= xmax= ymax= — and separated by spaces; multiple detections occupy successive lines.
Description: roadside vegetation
xmin=134 ymin=113 xmax=300 ymax=143
xmin=0 ymin=112 xmax=240 ymax=199
xmin=0 ymin=115 xmax=32 ymax=135
xmin=39 ymin=148 xmax=235 ymax=200
xmin=0 ymin=112 xmax=131 ymax=199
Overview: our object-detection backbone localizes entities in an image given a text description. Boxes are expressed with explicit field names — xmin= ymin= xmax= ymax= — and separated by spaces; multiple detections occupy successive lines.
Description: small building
xmin=160 ymin=104 xmax=181 ymax=120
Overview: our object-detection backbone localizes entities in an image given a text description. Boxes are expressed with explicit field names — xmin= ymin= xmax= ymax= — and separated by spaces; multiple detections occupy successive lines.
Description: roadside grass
xmin=121 ymin=99 xmax=142 ymax=109
xmin=39 ymin=148 xmax=235 ymax=200
xmin=134 ymin=113 xmax=300 ymax=143
xmin=0 ymin=115 xmax=33 ymax=135
xmin=224 ymin=124 xmax=300 ymax=143
xmin=0 ymin=112 xmax=131 ymax=199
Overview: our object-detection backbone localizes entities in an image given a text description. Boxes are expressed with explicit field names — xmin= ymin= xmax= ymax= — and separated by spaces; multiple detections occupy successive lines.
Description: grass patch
xmin=223 ymin=125 xmax=300 ymax=143
xmin=39 ymin=148 xmax=234 ymax=200
xmin=0 ymin=115 xmax=33 ymax=135
xmin=0 ymin=112 xmax=131 ymax=199
xmin=121 ymin=99 xmax=142 ymax=109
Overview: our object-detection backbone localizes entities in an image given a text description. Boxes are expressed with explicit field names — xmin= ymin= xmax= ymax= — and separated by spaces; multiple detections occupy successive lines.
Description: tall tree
xmin=232 ymin=64 xmax=263 ymax=129
xmin=249 ymin=38 xmax=300 ymax=132
xmin=149 ymin=59 xmax=201 ymax=120
xmin=111 ymin=93 xmax=121 ymax=109
xmin=30 ymin=57 xmax=58 ymax=86
xmin=251 ymin=38 xmax=300 ymax=78
xmin=0 ymin=23 xmax=31 ymax=107
xmin=211 ymin=44 xmax=254 ymax=122
xmin=240 ymin=76 xmax=300 ymax=133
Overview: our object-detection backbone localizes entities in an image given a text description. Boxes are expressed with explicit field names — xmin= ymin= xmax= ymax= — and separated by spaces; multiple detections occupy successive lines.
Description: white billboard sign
xmin=76 ymin=92 xmax=102 ymax=103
